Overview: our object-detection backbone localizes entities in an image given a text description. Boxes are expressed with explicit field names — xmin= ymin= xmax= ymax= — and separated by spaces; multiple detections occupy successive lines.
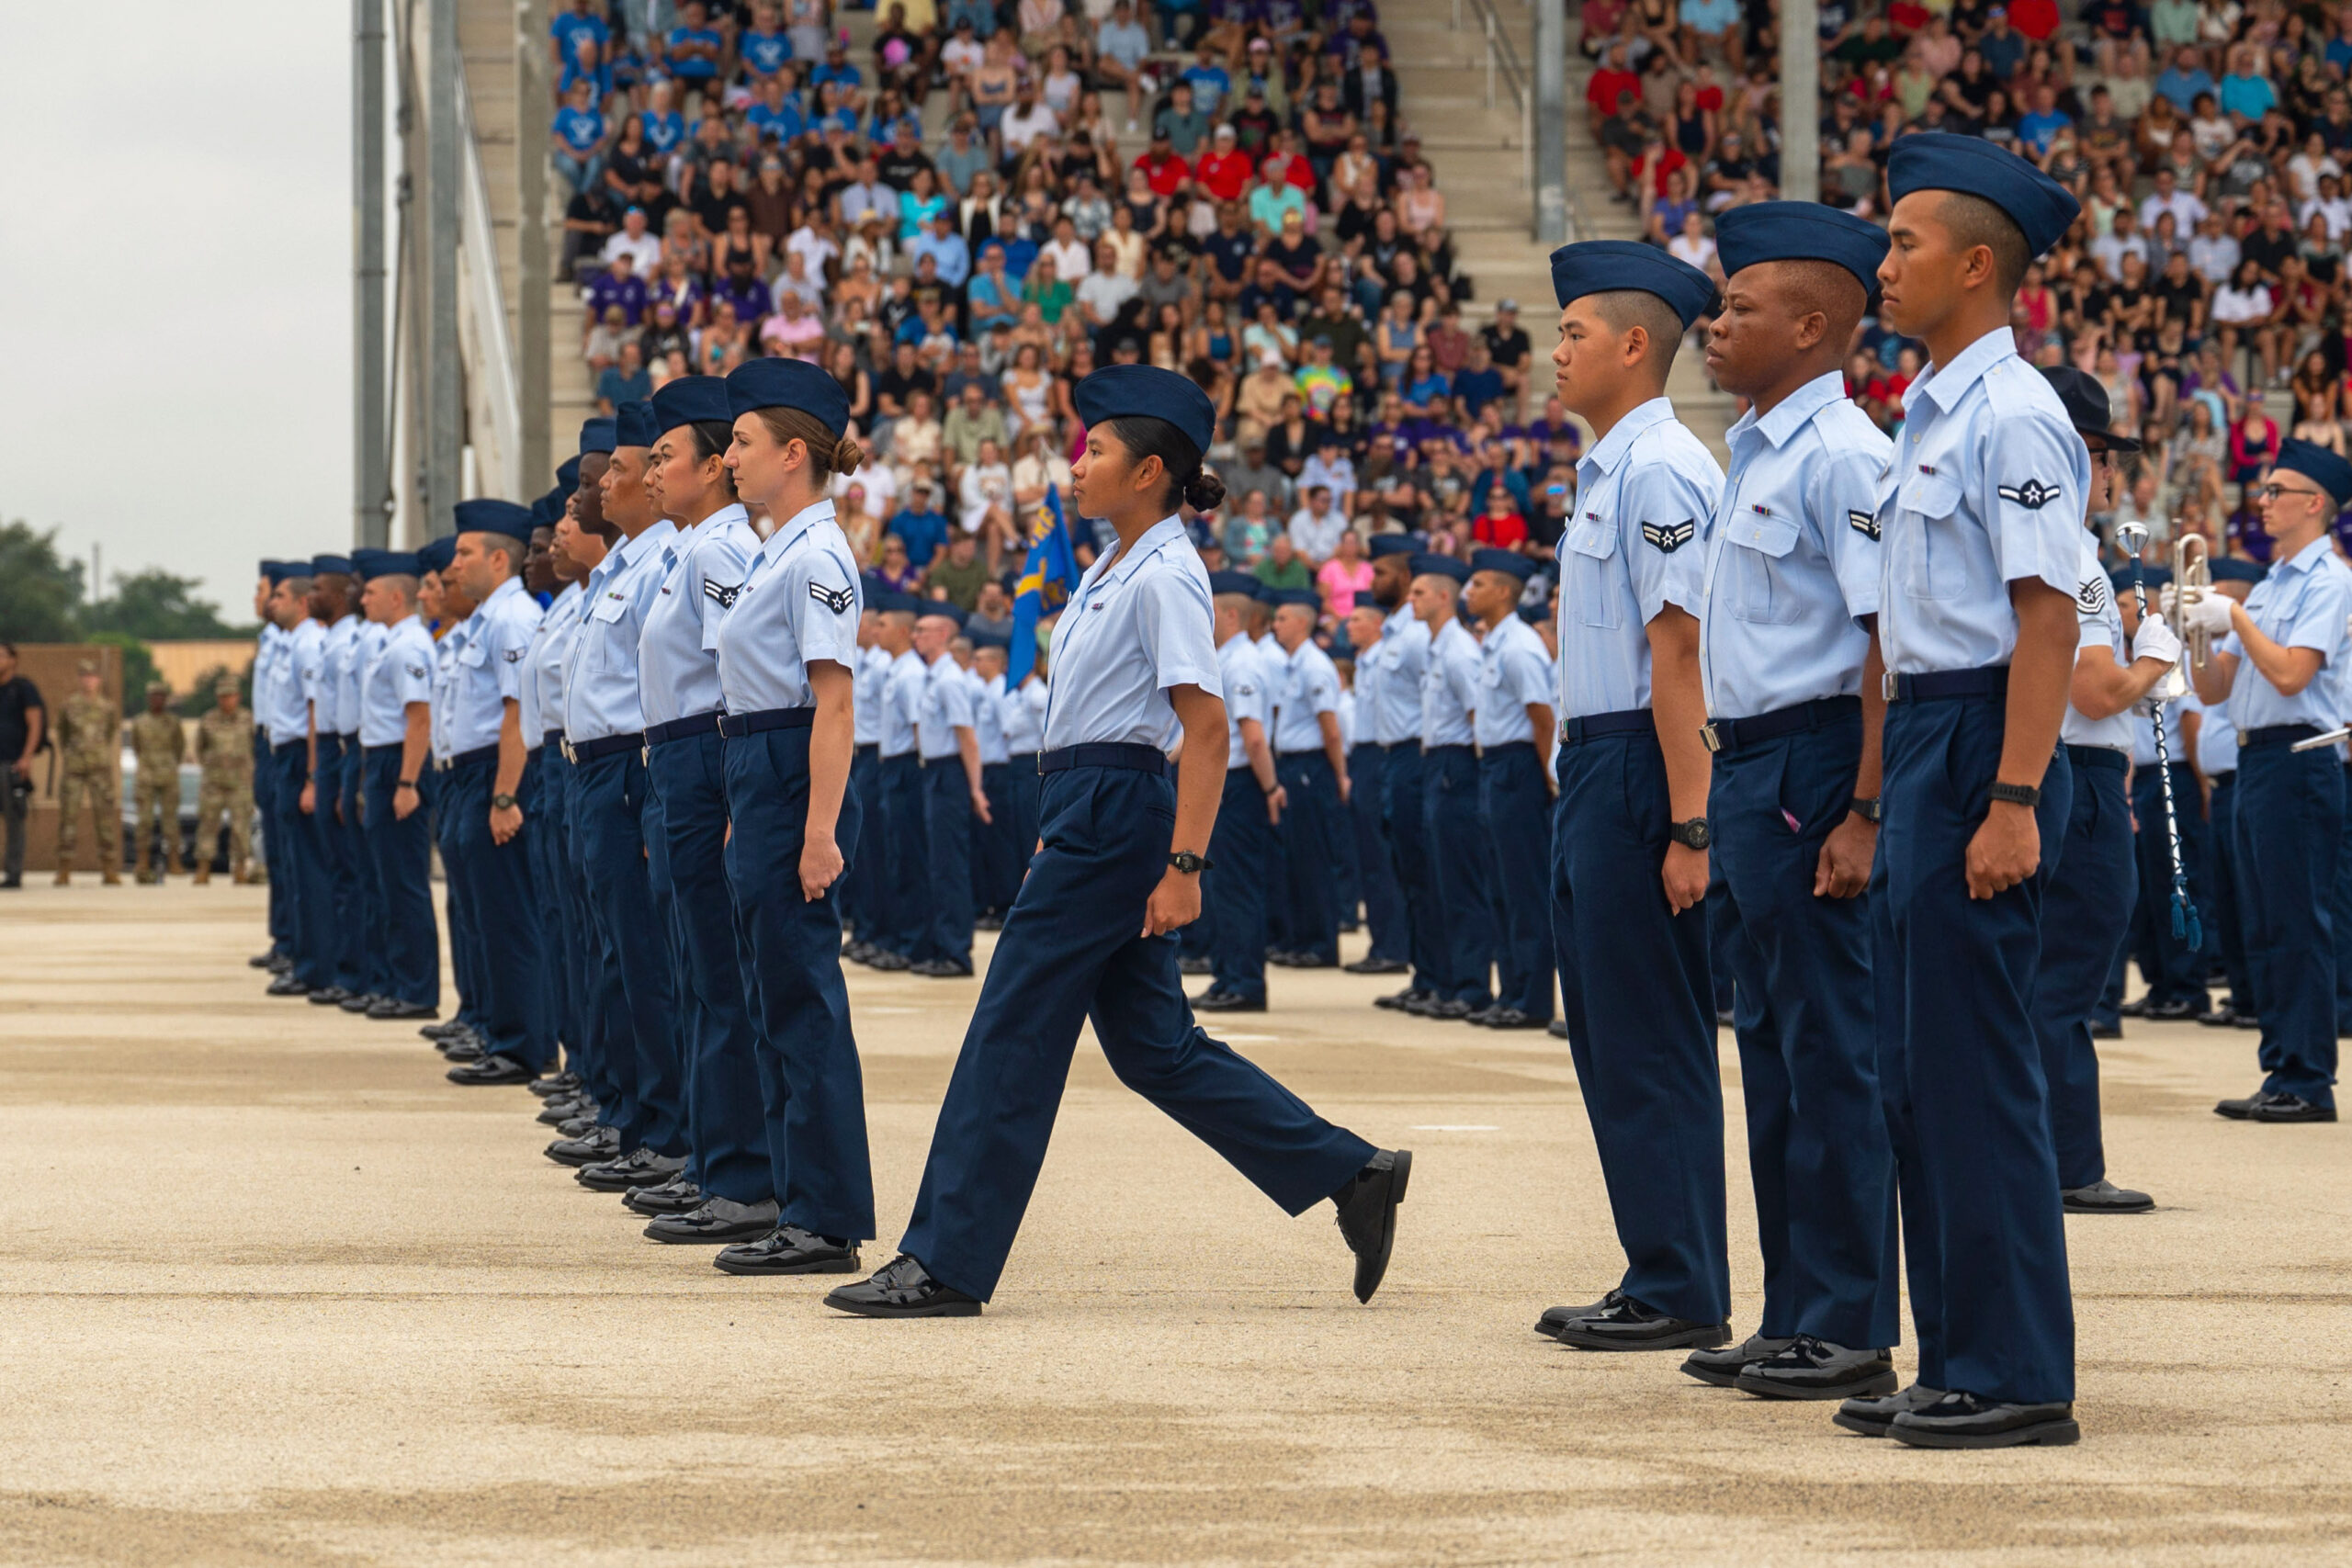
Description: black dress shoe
xmin=718 ymin=1224 xmax=867 ymax=1276
xmin=1374 ymin=987 xmax=1430 ymax=1011
xmin=2214 ymin=1089 xmax=2263 ymax=1120
xmin=577 ymin=1148 xmax=687 ymax=1192
xmin=975 ymin=913 xmax=1005 ymax=931
xmin=620 ymin=1177 xmax=705 ymax=1216
xmin=2197 ymin=1006 xmax=2244 ymax=1029
xmin=1680 ymin=1333 xmax=1795 ymax=1387
xmin=1421 ymin=998 xmax=1474 ymax=1020
xmin=2116 ymin=996 xmax=2153 ymax=1018
xmin=842 ymin=940 xmax=874 ymax=964
xmin=421 ymin=1020 xmax=467 ymax=1041
xmin=536 ymin=1096 xmax=589 ymax=1126
xmin=370 ymin=998 xmax=437 ymax=1021
xmin=545 ymin=1125 xmax=620 ymax=1167
xmin=1177 ymin=954 xmax=1213 ymax=976
xmin=2143 ymin=997 xmax=2210 ymax=1021
xmin=439 ymin=1036 xmax=483 ymax=1064
xmin=646 ymin=1197 xmax=781 ymax=1244
xmin=1481 ymin=1008 xmax=1546 ymax=1030
xmin=338 ymin=991 xmax=379 ymax=1013
xmin=1736 ymin=1337 xmax=1898 ymax=1400
xmin=1547 ymin=1020 xmax=1569 ymax=1038
xmin=248 ymin=952 xmax=278 ymax=969
xmin=2233 ymin=1010 xmax=2261 ymax=1029
xmin=1551 ymin=1293 xmax=1731 ymax=1352
xmin=528 ymin=1071 xmax=582 ymax=1100
xmin=910 ymin=958 xmax=975 ymax=978
xmin=307 ymin=986 xmax=352 ymax=1007
xmin=2244 ymin=1091 xmax=2337 ymax=1122
xmin=822 ymin=1252 xmax=979 ymax=1314
xmin=1463 ymin=1006 xmax=1499 ymax=1026
xmin=447 ymin=1053 xmax=536 ymax=1086
xmin=1331 ymin=1148 xmax=1411 ymax=1303
xmin=557 ymin=1113 xmax=598 ymax=1137
xmin=266 ymin=976 xmax=313 ymax=998
xmin=2089 ymin=1020 xmax=2122 ymax=1039
xmin=1343 ymin=955 xmax=1411 ymax=975
xmin=2062 ymin=1178 xmax=2154 ymax=1213
xmin=1832 ymin=1381 xmax=1947 ymax=1437
xmin=1889 ymin=1390 xmax=2079 ymax=1449
xmin=1193 ymin=990 xmax=1267 ymax=1011
xmin=1286 ymin=953 xmax=1335 ymax=969
xmin=1534 ymin=1290 xmax=1624 ymax=1340
xmin=866 ymin=950 xmax=911 ymax=971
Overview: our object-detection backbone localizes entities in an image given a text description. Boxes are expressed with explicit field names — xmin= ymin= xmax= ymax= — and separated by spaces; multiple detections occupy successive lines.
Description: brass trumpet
xmin=2171 ymin=531 xmax=2212 ymax=668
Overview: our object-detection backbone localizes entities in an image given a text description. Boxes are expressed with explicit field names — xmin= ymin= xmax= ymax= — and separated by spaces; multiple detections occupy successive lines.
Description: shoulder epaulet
xmin=1979 ymin=359 xmax=2064 ymax=420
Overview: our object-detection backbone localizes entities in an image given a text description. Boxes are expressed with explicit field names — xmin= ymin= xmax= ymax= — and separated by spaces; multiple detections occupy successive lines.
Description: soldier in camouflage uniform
xmin=129 ymin=682 xmax=187 ymax=881
xmin=194 ymin=678 xmax=255 ymax=885
xmin=53 ymin=660 xmax=121 ymax=886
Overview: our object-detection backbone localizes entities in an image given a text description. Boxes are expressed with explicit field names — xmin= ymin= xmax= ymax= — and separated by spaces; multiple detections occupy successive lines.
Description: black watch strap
xmin=398 ymin=777 xmax=419 ymax=789
xmin=1987 ymin=781 xmax=2041 ymax=809
xmin=492 ymin=792 xmax=518 ymax=810
xmin=1849 ymin=795 xmax=1883 ymax=824
xmin=1170 ymin=851 xmax=1214 ymax=874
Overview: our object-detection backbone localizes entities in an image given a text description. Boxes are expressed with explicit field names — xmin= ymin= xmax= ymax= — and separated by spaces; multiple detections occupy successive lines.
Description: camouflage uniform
xmin=194 ymin=689 xmax=255 ymax=884
xmin=53 ymin=671 xmax=121 ymax=884
xmin=130 ymin=686 xmax=187 ymax=880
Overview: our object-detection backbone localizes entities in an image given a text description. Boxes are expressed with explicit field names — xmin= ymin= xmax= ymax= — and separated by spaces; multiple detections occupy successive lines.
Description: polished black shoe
xmin=2063 ymin=1178 xmax=2154 ymax=1213
xmin=1193 ymin=990 xmax=1266 ymax=1011
xmin=1534 ymin=1290 xmax=1624 ymax=1341
xmin=910 ymin=958 xmax=974 ymax=978
xmin=2197 ymin=1005 xmax=2245 ymax=1029
xmin=2116 ymin=996 xmax=2153 ymax=1019
xmin=1422 ymin=998 xmax=1474 ymax=1020
xmin=420 ymin=1020 xmax=467 ymax=1041
xmin=1463 ymin=1006 xmax=1499 ymax=1026
xmin=1286 ymin=952 xmax=1335 ymax=969
xmin=1736 ymin=1336 xmax=1898 ymax=1400
xmin=1177 ymin=954 xmax=1213 ymax=976
xmin=620 ymin=1177 xmax=704 ymax=1216
xmin=2244 ymin=1091 xmax=2337 ymax=1123
xmin=536 ymin=1096 xmax=590 ymax=1126
xmin=1374 ymin=987 xmax=1430 ymax=1011
xmin=1889 ymin=1390 xmax=2080 ymax=1449
xmin=2215 ymin=1089 xmax=2263 ymax=1120
xmin=1680 ymin=1333 xmax=1794 ymax=1387
xmin=866 ymin=950 xmax=911 ymax=972
xmin=544 ymin=1125 xmax=620 ymax=1168
xmin=821 ymin=1251 xmax=978 ymax=1313
xmin=338 ymin=991 xmax=380 ymax=1013
xmin=717 ymin=1224 xmax=866 ymax=1276
xmin=1481 ymin=1008 xmax=1546 ymax=1031
xmin=1331 ymin=1148 xmax=1411 ymax=1303
xmin=557 ymin=1113 xmax=598 ymax=1138
xmin=975 ymin=912 xmax=1005 ymax=932
xmin=1832 ymin=1381 xmax=1947 ymax=1437
xmin=1551 ymin=1293 xmax=1731 ymax=1352
xmin=369 ymin=998 xmax=436 ymax=1021
xmin=447 ymin=1053 xmax=536 ymax=1087
xmin=577 ymin=1148 xmax=686 ymax=1192
xmin=2089 ymin=1020 xmax=2123 ymax=1040
xmin=646 ymin=1197 xmax=780 ymax=1244
xmin=2143 ymin=997 xmax=2209 ymax=1021
xmin=266 ymin=976 xmax=313 ymax=998
xmin=439 ymin=1036 xmax=483 ymax=1064
xmin=842 ymin=940 xmax=876 ymax=964
xmin=2233 ymin=1010 xmax=2262 ymax=1029
xmin=527 ymin=1071 xmax=582 ymax=1100
xmin=1547 ymin=1020 xmax=1569 ymax=1038
xmin=307 ymin=986 xmax=353 ymax=1007
xmin=247 ymin=952 xmax=278 ymax=969
xmin=1343 ymin=955 xmax=1411 ymax=976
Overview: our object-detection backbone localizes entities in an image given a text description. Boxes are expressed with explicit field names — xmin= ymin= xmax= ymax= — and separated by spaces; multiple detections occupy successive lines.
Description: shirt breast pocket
xmin=1565 ymin=517 xmax=1622 ymax=630
xmin=458 ymin=639 xmax=488 ymax=671
xmin=1724 ymin=510 xmax=1804 ymax=625
xmin=1895 ymin=468 xmax=1966 ymax=603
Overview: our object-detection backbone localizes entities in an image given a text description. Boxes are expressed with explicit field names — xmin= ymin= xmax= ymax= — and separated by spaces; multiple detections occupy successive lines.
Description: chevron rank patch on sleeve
xmin=1997 ymin=479 xmax=2061 ymax=510
xmin=2076 ymin=575 xmax=2109 ymax=615
xmin=808 ymin=581 xmax=854 ymax=615
xmin=1848 ymin=509 xmax=1882 ymax=540
xmin=704 ymin=581 xmax=742 ymax=611
xmin=1639 ymin=520 xmax=1695 ymax=553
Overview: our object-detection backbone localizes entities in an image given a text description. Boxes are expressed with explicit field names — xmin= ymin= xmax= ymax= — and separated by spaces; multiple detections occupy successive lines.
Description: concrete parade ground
xmin=2 ymin=882 xmax=2348 ymax=1565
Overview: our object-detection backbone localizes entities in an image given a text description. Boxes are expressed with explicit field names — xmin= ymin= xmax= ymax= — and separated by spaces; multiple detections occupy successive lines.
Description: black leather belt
xmin=272 ymin=739 xmax=306 ymax=757
xmin=1277 ymin=748 xmax=1329 ymax=760
xmin=2064 ymin=744 xmax=2128 ymax=773
xmin=716 ymin=707 xmax=814 ymax=739
xmin=1885 ymin=666 xmax=2008 ymax=703
xmin=2241 ymin=724 xmax=2323 ymax=750
xmin=364 ymin=742 xmax=405 ymax=759
xmin=434 ymin=743 xmax=499 ymax=773
xmin=1481 ymin=740 xmax=1536 ymax=757
xmin=648 ymin=712 xmax=720 ymax=745
xmin=1558 ymin=707 xmax=1652 ymax=745
xmin=565 ymin=732 xmax=643 ymax=763
xmin=1424 ymin=741 xmax=1474 ymax=757
xmin=1381 ymin=739 xmax=1421 ymax=754
xmin=541 ymin=728 xmax=565 ymax=751
xmin=1702 ymin=694 xmax=1860 ymax=755
xmin=1039 ymin=742 xmax=1169 ymax=775
xmin=855 ymin=741 xmax=879 ymax=759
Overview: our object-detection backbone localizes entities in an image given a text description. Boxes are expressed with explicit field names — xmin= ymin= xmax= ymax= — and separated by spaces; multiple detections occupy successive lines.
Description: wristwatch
xmin=1987 ymin=781 xmax=2041 ymax=809
xmin=397 ymin=778 xmax=418 ymax=791
xmin=1669 ymin=818 xmax=1711 ymax=851
xmin=492 ymin=792 xmax=518 ymax=811
xmin=1169 ymin=851 xmax=1214 ymax=874
xmin=1849 ymin=795 xmax=1883 ymax=825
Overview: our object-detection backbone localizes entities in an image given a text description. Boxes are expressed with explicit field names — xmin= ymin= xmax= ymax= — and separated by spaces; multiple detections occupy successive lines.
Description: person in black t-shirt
xmin=562 ymin=182 xmax=622 ymax=279
xmin=1479 ymin=300 xmax=1532 ymax=410
xmin=0 ymin=642 xmax=43 ymax=889
xmin=874 ymin=340 xmax=937 ymax=419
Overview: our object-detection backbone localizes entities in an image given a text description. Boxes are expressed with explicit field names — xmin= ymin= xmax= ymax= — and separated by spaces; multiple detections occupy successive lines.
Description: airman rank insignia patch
xmin=503 ymin=648 xmax=525 ymax=662
xmin=1640 ymin=520 xmax=1694 ymax=553
xmin=808 ymin=581 xmax=854 ymax=615
xmin=706 ymin=581 xmax=742 ymax=610
xmin=1998 ymin=479 xmax=2061 ymax=510
xmin=2076 ymin=576 xmax=2109 ymax=615
xmin=1848 ymin=509 xmax=1881 ymax=539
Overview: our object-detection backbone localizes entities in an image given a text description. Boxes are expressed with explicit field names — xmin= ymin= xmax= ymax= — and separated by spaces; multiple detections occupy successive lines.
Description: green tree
xmin=87 ymin=569 xmax=252 ymax=640
xmin=0 ymin=520 xmax=86 ymax=642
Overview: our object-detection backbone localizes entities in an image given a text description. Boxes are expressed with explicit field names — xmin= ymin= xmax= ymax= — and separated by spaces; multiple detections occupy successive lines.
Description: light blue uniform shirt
xmin=313 ymin=615 xmax=358 ymax=736
xmin=1217 ymin=632 xmax=1271 ymax=766
xmin=854 ymin=645 xmax=893 ymax=746
xmin=2130 ymin=685 xmax=2199 ymax=768
xmin=1557 ymin=396 xmax=1723 ymax=719
xmin=1041 ymin=516 xmax=1221 ymax=752
xmin=266 ymin=619 xmax=323 ymax=747
xmin=1476 ymin=614 xmax=1554 ymax=748
xmin=1368 ymin=604 xmax=1430 ymax=745
xmin=1419 ymin=615 xmax=1479 ymax=748
xmin=2198 ymin=700 xmax=2239 ymax=775
xmin=1338 ymin=688 xmax=1359 ymax=750
xmin=565 ymin=520 xmax=676 ymax=741
xmin=523 ymin=582 xmax=587 ymax=743
xmin=713 ymin=499 xmax=865 ymax=714
xmin=918 ymin=651 xmax=975 ymax=760
xmin=969 ymin=664 xmax=1009 ymax=763
xmin=1700 ymin=372 xmax=1888 ymax=718
xmin=998 ymin=672 xmax=1046 ymax=753
xmin=430 ymin=620 xmax=466 ymax=761
xmin=2060 ymin=534 xmax=2136 ymax=752
xmin=1874 ymin=327 xmax=2090 ymax=676
xmin=447 ymin=576 xmax=544 ymax=754
xmin=1271 ymin=637 xmax=1340 ymax=754
xmin=882 ymin=649 xmax=926 ymax=757
xmin=2220 ymin=535 xmax=2352 ymax=731
xmin=640 ymin=503 xmax=761 ymax=726
xmin=253 ymin=624 xmax=286 ymax=743
xmin=359 ymin=615 xmax=435 ymax=750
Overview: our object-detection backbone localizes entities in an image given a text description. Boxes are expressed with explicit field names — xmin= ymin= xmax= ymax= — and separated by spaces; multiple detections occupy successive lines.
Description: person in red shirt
xmin=1263 ymin=143 xmax=1317 ymax=195
xmin=2007 ymin=0 xmax=2059 ymax=40
xmin=1134 ymin=130 xmax=1191 ymax=199
xmin=1473 ymin=487 xmax=1529 ymax=549
xmin=1586 ymin=44 xmax=1640 ymax=136
xmin=1193 ymin=125 xmax=1255 ymax=204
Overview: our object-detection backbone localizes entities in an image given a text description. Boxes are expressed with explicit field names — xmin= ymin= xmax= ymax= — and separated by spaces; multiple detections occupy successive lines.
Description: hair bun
xmin=832 ymin=435 xmax=865 ymax=476
xmin=1183 ymin=470 xmax=1227 ymax=513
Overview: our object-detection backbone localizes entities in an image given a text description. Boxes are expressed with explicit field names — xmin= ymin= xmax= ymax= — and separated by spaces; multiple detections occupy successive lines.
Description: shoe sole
xmin=1554 ymin=1320 xmax=1733 ymax=1352
xmin=645 ymin=1224 xmax=775 ymax=1245
xmin=718 ymin=1255 xmax=868 ymax=1277
xmin=2063 ymin=1199 xmax=2156 ymax=1213
xmin=1679 ymin=1359 xmax=1747 ymax=1388
xmin=1737 ymin=1368 xmax=1901 ymax=1402
xmin=1891 ymin=1416 xmax=2082 ymax=1449
xmin=1351 ymin=1149 xmax=1410 ymax=1304
xmin=545 ymin=1149 xmax=615 ymax=1168
xmin=2246 ymin=1112 xmax=2338 ymax=1123
xmin=1831 ymin=1410 xmax=1895 ymax=1438
xmin=820 ymin=1288 xmax=980 ymax=1314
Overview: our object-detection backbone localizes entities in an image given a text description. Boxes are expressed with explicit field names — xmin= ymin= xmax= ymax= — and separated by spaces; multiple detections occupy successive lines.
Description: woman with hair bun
xmin=825 ymin=363 xmax=1411 ymax=1321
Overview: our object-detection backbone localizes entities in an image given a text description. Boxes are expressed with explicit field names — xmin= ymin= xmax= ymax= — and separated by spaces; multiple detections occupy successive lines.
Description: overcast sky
xmin=1 ymin=3 xmax=352 ymax=623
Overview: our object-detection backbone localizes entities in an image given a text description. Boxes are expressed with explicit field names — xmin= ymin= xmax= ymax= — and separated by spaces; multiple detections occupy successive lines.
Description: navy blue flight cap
xmin=1072 ymin=364 xmax=1218 ymax=458
xmin=651 ymin=374 xmax=733 ymax=434
xmin=557 ymin=455 xmax=582 ymax=493
xmin=372 ymin=551 xmax=422 ymax=576
xmin=1886 ymin=130 xmax=2082 ymax=258
xmin=1713 ymin=201 xmax=1892 ymax=295
xmin=1272 ymin=588 xmax=1323 ymax=610
xmin=614 ymin=399 xmax=660 ymax=449
xmin=415 ymin=536 xmax=457 ymax=576
xmin=454 ymin=498 xmax=534 ymax=538
xmin=311 ymin=554 xmax=354 ymax=577
xmin=2274 ymin=437 xmax=2352 ymax=509
xmin=1208 ymin=570 xmax=1262 ymax=596
xmin=1410 ymin=553 xmax=1469 ymax=583
xmin=876 ymin=590 xmax=922 ymax=615
xmin=726 ymin=356 xmax=851 ymax=438
xmin=1470 ymin=547 xmax=1536 ymax=581
xmin=1366 ymin=533 xmax=1418 ymax=558
xmin=259 ymin=558 xmax=287 ymax=582
xmin=578 ymin=416 xmax=617 ymax=456
xmin=528 ymin=490 xmax=560 ymax=529
xmin=346 ymin=549 xmax=387 ymax=581
xmin=1548 ymin=240 xmax=1715 ymax=329
xmin=914 ymin=601 xmax=967 ymax=625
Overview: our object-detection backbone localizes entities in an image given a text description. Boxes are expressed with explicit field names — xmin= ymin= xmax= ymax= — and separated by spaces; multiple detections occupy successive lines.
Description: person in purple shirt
xmin=710 ymin=253 xmax=775 ymax=331
xmin=585 ymin=253 xmax=650 ymax=323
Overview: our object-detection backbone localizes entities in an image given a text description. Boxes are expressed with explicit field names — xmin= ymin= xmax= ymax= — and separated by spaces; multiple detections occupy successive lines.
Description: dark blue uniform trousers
xmin=1177 ymin=764 xmax=1216 ymax=964
xmin=722 ymin=723 xmax=873 ymax=1239
xmin=1007 ymin=751 xmax=1042 ymax=866
xmin=839 ymin=744 xmax=881 ymax=941
xmin=573 ymin=750 xmax=685 ymax=1154
xmin=977 ymin=760 xmax=1022 ymax=916
xmin=310 ymin=734 xmax=365 ymax=995
xmin=1347 ymin=743 xmax=1407 ymax=962
xmin=1275 ymin=750 xmax=1343 ymax=963
xmin=1876 ymin=693 xmax=2073 ymax=1404
xmin=899 ymin=760 xmax=1375 ymax=1301
xmin=553 ymin=751 xmax=625 ymax=1119
xmin=260 ymin=725 xmax=291 ymax=957
xmin=2205 ymin=771 xmax=2253 ymax=1013
xmin=337 ymin=737 xmax=383 ymax=998
xmin=2033 ymin=748 xmax=2132 ymax=1192
xmin=2233 ymin=737 xmax=2340 ymax=1107
xmin=648 ymin=729 xmax=775 ymax=1207
xmin=1551 ymin=728 xmax=1726 ymax=1325
xmin=433 ymin=762 xmax=483 ymax=1029
xmin=1206 ymin=765 xmax=1273 ymax=1004
xmin=1422 ymin=743 xmax=1497 ymax=1008
xmin=1711 ymin=713 xmax=1894 ymax=1348
xmin=270 ymin=740 xmax=334 ymax=989
xmin=444 ymin=753 xmax=554 ymax=1072
xmin=2128 ymin=761 xmax=2208 ymax=1010
xmin=528 ymin=747 xmax=588 ymax=1077
xmin=1476 ymin=741 xmax=1555 ymax=1021
xmin=2333 ymin=764 xmax=2352 ymax=1034
xmin=919 ymin=758 xmax=977 ymax=967
xmin=362 ymin=744 xmax=439 ymax=1008
xmin=1378 ymin=741 xmax=1441 ymax=991
xmin=876 ymin=751 xmax=926 ymax=958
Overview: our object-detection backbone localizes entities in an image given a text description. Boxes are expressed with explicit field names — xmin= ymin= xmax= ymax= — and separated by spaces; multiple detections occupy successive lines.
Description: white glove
xmin=2156 ymin=581 xmax=2180 ymax=618
xmin=2132 ymin=615 xmax=2182 ymax=668
xmin=2183 ymin=591 xmax=2233 ymax=637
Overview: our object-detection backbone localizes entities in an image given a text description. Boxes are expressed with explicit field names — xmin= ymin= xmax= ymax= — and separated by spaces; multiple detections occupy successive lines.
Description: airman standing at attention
xmin=129 ymin=682 xmax=187 ymax=881
xmin=54 ymin=660 xmax=123 ymax=886
xmin=193 ymin=678 xmax=254 ymax=884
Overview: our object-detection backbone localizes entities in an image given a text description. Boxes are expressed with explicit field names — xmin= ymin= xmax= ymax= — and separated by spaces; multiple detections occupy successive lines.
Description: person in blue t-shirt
xmin=638 ymin=82 xmax=684 ymax=157
xmin=1181 ymin=50 xmax=1232 ymax=117
xmin=551 ymin=80 xmax=608 ymax=196
xmin=551 ymin=0 xmax=609 ymax=94
xmin=664 ymin=1 xmax=724 ymax=85
xmin=888 ymin=497 xmax=954 ymax=570
xmin=741 ymin=4 xmax=794 ymax=80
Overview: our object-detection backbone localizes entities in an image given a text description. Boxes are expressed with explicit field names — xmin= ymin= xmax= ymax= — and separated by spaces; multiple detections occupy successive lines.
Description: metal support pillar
xmin=516 ymin=0 xmax=551 ymax=491
xmin=425 ymin=0 xmax=465 ymax=527
xmin=355 ymin=0 xmax=390 ymax=548
xmin=1535 ymin=0 xmax=1567 ymax=243
xmin=1780 ymin=0 xmax=1819 ymax=203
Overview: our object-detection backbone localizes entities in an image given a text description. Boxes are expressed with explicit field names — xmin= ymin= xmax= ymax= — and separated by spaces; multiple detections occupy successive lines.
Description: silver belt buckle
xmin=639 ymin=743 xmax=650 ymax=765
xmin=1883 ymin=671 xmax=1900 ymax=703
xmin=561 ymin=739 xmax=577 ymax=764
xmin=1700 ymin=722 xmax=1724 ymax=754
